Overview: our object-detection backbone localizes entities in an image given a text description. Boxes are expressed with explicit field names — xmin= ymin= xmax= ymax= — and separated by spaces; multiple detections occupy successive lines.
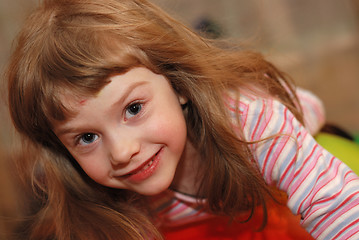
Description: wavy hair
xmin=6 ymin=0 xmax=303 ymax=239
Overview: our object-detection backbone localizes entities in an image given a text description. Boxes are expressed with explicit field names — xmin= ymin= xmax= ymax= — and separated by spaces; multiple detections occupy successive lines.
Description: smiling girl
xmin=53 ymin=68 xmax=188 ymax=196
xmin=6 ymin=0 xmax=359 ymax=239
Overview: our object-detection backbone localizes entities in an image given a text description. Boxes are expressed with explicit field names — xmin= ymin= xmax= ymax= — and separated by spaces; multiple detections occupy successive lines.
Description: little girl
xmin=5 ymin=0 xmax=359 ymax=239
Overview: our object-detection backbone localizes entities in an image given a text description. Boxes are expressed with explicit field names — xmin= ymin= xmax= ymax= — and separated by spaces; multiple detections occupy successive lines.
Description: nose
xmin=108 ymin=134 xmax=140 ymax=166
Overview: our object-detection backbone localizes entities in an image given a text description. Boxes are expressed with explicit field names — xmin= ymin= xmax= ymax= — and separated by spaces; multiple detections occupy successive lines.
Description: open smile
xmin=120 ymin=148 xmax=163 ymax=182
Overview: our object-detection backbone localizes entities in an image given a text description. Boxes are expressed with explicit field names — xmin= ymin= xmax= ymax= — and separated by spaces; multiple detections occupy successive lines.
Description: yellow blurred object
xmin=315 ymin=133 xmax=359 ymax=175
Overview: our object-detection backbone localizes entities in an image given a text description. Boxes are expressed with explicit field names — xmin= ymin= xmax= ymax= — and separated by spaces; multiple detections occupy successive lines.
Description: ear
xmin=178 ymin=95 xmax=187 ymax=105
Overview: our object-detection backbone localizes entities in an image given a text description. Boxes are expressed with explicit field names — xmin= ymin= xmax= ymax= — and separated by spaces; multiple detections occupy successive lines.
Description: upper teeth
xmin=143 ymin=159 xmax=153 ymax=170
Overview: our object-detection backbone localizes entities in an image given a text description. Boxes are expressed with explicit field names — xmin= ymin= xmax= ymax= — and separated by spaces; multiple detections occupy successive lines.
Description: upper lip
xmin=118 ymin=148 xmax=161 ymax=177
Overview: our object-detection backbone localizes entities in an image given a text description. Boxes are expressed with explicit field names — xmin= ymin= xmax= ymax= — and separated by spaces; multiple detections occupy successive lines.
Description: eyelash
xmin=75 ymin=133 xmax=99 ymax=147
xmin=73 ymin=101 xmax=145 ymax=147
xmin=124 ymin=101 xmax=144 ymax=120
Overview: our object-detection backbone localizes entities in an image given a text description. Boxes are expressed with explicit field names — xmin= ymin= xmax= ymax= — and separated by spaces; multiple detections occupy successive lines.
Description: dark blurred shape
xmin=194 ymin=17 xmax=223 ymax=39
xmin=321 ymin=123 xmax=355 ymax=141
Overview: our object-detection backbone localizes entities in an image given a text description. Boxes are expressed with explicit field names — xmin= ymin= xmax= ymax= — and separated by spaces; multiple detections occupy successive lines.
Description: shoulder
xmin=224 ymin=88 xmax=267 ymax=120
xmin=224 ymin=87 xmax=325 ymax=138
xmin=225 ymin=89 xmax=290 ymax=139
xmin=296 ymin=87 xmax=326 ymax=134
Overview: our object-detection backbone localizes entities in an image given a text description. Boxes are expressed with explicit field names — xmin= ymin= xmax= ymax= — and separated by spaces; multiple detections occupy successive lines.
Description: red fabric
xmin=161 ymin=202 xmax=313 ymax=240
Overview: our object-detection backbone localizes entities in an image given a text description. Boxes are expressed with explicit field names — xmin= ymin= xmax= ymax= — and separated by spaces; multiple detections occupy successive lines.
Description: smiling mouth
xmin=126 ymin=158 xmax=155 ymax=176
xmin=120 ymin=148 xmax=162 ymax=181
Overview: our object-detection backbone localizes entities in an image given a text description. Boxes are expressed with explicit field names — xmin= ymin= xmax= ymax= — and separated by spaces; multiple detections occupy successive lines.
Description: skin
xmin=54 ymin=67 xmax=200 ymax=196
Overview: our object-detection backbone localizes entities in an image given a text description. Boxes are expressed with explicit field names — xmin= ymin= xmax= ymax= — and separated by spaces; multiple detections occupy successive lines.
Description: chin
xmin=137 ymin=179 xmax=173 ymax=196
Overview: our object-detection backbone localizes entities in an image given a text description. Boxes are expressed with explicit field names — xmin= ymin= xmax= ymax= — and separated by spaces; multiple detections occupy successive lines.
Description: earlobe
xmin=178 ymin=95 xmax=187 ymax=105
xmin=178 ymin=95 xmax=188 ymax=110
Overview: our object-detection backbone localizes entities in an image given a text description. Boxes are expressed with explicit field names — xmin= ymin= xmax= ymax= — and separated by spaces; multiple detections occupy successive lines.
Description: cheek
xmin=75 ymin=153 xmax=109 ymax=182
xmin=147 ymin=112 xmax=187 ymax=150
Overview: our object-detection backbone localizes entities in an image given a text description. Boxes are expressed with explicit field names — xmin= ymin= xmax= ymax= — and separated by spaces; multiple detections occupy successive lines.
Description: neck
xmin=170 ymin=140 xmax=203 ymax=196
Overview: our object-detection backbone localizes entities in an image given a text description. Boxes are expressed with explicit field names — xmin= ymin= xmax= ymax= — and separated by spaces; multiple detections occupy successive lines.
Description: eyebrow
xmin=110 ymin=80 xmax=149 ymax=109
xmin=55 ymin=80 xmax=149 ymax=136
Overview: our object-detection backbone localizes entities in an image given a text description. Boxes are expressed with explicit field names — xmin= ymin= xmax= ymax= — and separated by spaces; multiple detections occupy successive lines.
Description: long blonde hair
xmin=6 ymin=0 xmax=303 ymax=239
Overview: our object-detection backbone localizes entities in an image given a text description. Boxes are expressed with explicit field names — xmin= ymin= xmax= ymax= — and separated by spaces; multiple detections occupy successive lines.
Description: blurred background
xmin=151 ymin=0 xmax=359 ymax=135
xmin=0 ymin=0 xmax=358 ymax=239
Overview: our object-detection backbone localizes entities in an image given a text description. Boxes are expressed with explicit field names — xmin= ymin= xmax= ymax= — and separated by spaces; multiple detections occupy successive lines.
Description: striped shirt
xmin=148 ymin=89 xmax=359 ymax=239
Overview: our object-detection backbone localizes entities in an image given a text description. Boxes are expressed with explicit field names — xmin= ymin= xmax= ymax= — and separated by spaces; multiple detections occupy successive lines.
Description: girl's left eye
xmin=78 ymin=133 xmax=99 ymax=146
xmin=125 ymin=102 xmax=142 ymax=119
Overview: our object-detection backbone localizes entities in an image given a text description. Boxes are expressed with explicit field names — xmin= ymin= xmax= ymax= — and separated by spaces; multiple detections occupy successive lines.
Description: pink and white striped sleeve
xmin=240 ymin=97 xmax=359 ymax=240
xmin=296 ymin=87 xmax=326 ymax=135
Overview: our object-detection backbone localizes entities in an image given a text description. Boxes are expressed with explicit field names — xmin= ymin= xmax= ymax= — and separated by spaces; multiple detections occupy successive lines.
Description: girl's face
xmin=53 ymin=67 xmax=188 ymax=195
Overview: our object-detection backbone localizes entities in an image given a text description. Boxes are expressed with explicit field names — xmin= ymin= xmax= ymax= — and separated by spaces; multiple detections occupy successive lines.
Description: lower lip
xmin=127 ymin=148 xmax=162 ymax=182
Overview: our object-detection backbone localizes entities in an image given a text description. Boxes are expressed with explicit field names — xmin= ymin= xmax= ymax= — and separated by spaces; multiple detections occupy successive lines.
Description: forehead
xmin=52 ymin=67 xmax=170 ymax=133
xmin=54 ymin=67 xmax=165 ymax=117
xmin=51 ymin=86 xmax=105 ymax=133
xmin=48 ymin=82 xmax=101 ymax=125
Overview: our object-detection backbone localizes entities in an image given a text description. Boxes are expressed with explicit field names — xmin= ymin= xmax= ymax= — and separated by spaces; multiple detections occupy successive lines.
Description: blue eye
xmin=79 ymin=133 xmax=98 ymax=145
xmin=125 ymin=102 xmax=142 ymax=119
